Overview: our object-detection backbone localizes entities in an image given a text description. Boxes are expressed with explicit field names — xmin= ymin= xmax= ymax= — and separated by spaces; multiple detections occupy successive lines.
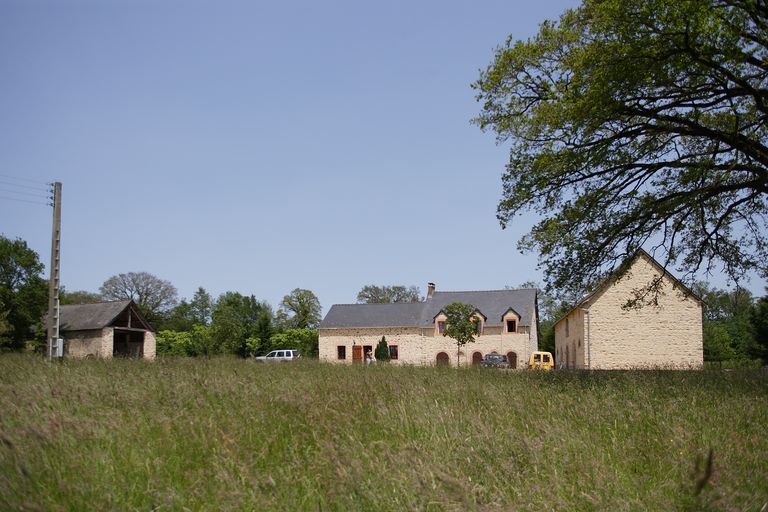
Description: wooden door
xmin=352 ymin=345 xmax=363 ymax=363
xmin=472 ymin=352 xmax=483 ymax=366
xmin=507 ymin=351 xmax=518 ymax=369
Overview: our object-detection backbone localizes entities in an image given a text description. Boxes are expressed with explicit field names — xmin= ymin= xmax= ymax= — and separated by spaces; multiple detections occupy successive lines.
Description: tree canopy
xmin=474 ymin=0 xmax=768 ymax=297
xmin=100 ymin=271 xmax=178 ymax=324
xmin=0 ymin=236 xmax=47 ymax=350
xmin=279 ymin=288 xmax=321 ymax=329
xmin=356 ymin=285 xmax=422 ymax=304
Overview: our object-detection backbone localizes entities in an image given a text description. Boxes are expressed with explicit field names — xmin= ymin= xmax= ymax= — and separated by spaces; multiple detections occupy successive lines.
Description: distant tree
xmin=99 ymin=271 xmax=178 ymax=325
xmin=269 ymin=328 xmax=319 ymax=358
xmin=751 ymin=292 xmax=768 ymax=364
xmin=279 ymin=288 xmax=321 ymax=329
xmin=356 ymin=285 xmax=422 ymax=304
xmin=442 ymin=302 xmax=479 ymax=367
xmin=210 ymin=292 xmax=273 ymax=357
xmin=158 ymin=287 xmax=216 ymax=332
xmin=474 ymin=0 xmax=768 ymax=300
xmin=189 ymin=287 xmax=214 ymax=326
xmin=60 ymin=288 xmax=102 ymax=305
xmin=693 ymin=282 xmax=756 ymax=362
xmin=374 ymin=336 xmax=390 ymax=362
xmin=0 ymin=236 xmax=48 ymax=351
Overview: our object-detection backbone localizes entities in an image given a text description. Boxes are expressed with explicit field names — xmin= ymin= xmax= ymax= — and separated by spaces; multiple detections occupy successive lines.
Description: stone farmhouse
xmin=319 ymin=284 xmax=539 ymax=367
xmin=59 ymin=300 xmax=156 ymax=359
xmin=554 ymin=250 xmax=703 ymax=369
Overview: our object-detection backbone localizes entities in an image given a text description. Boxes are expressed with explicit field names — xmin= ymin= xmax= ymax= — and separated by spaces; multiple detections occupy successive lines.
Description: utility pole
xmin=46 ymin=182 xmax=62 ymax=362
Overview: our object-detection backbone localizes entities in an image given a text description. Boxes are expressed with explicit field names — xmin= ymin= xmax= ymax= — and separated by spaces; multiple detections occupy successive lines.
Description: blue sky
xmin=1 ymin=0 xmax=763 ymax=314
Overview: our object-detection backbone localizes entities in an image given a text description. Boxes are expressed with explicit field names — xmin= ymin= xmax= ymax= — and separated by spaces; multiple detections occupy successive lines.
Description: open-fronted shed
xmin=59 ymin=300 xmax=156 ymax=359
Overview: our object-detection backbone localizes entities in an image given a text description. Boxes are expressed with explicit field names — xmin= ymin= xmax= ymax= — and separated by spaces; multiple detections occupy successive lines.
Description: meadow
xmin=0 ymin=355 xmax=766 ymax=511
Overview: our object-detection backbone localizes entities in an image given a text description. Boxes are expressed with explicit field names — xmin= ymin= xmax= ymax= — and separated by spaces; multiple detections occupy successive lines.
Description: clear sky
xmin=1 ymin=0 xmax=763 ymax=315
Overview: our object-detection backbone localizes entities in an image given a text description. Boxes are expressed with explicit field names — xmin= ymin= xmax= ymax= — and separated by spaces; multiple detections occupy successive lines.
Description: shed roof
xmin=320 ymin=289 xmax=537 ymax=329
xmin=59 ymin=300 xmax=151 ymax=331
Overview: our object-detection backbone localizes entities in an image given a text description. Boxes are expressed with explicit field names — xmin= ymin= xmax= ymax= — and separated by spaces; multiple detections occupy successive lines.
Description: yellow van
xmin=528 ymin=351 xmax=554 ymax=370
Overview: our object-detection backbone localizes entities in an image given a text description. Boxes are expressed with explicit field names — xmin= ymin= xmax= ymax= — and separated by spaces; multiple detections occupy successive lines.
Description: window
xmin=389 ymin=345 xmax=399 ymax=360
xmin=437 ymin=321 xmax=446 ymax=334
xmin=506 ymin=319 xmax=517 ymax=333
xmin=543 ymin=354 xmax=551 ymax=363
xmin=565 ymin=318 xmax=570 ymax=337
xmin=337 ymin=346 xmax=346 ymax=360
xmin=475 ymin=319 xmax=483 ymax=335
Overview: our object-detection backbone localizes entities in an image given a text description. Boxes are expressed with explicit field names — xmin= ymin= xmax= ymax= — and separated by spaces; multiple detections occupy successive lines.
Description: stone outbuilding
xmin=59 ymin=300 xmax=156 ymax=359
xmin=554 ymin=250 xmax=703 ymax=369
xmin=319 ymin=285 xmax=539 ymax=367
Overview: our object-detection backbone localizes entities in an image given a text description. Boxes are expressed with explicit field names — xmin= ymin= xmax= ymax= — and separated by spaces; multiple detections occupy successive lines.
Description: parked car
xmin=480 ymin=353 xmax=510 ymax=369
xmin=527 ymin=351 xmax=554 ymax=370
xmin=254 ymin=349 xmax=301 ymax=362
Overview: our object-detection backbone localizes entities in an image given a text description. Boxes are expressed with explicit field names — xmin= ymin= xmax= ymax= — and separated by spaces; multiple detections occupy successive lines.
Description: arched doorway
xmin=472 ymin=351 xmax=483 ymax=366
xmin=506 ymin=351 xmax=518 ymax=369
xmin=436 ymin=352 xmax=450 ymax=366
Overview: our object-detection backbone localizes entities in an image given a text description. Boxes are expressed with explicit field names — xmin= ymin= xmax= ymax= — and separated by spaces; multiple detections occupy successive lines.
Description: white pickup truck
xmin=254 ymin=349 xmax=301 ymax=362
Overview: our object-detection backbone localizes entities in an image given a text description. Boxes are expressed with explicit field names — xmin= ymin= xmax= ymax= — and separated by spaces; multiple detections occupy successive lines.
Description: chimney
xmin=427 ymin=282 xmax=436 ymax=300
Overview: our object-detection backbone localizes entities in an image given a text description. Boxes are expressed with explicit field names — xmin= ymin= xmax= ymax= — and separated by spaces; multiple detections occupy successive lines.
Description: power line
xmin=0 ymin=188 xmax=50 ymax=199
xmin=0 ymin=173 xmax=49 ymax=186
xmin=0 ymin=195 xmax=50 ymax=206
xmin=0 ymin=180 xmax=50 ymax=193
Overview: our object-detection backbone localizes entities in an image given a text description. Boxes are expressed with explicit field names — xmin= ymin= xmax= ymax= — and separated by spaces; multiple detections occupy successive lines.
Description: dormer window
xmin=502 ymin=308 xmax=520 ymax=334
xmin=475 ymin=318 xmax=483 ymax=335
xmin=437 ymin=320 xmax=446 ymax=334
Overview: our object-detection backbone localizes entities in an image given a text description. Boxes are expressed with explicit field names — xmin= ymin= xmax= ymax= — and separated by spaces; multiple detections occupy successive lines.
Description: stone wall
xmin=64 ymin=327 xmax=114 ymax=358
xmin=319 ymin=328 xmax=537 ymax=368
xmin=555 ymin=254 xmax=703 ymax=369
xmin=143 ymin=331 xmax=157 ymax=360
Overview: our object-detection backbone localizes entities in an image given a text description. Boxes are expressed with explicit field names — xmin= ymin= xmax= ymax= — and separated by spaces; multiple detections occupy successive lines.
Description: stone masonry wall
xmin=319 ymin=328 xmax=536 ymax=368
xmin=587 ymin=257 xmax=703 ymax=369
xmin=555 ymin=255 xmax=703 ymax=370
xmin=64 ymin=329 xmax=106 ymax=358
xmin=143 ymin=331 xmax=157 ymax=360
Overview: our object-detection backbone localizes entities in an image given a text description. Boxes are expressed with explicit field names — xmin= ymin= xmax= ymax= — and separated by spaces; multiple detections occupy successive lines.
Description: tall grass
xmin=0 ymin=355 xmax=766 ymax=511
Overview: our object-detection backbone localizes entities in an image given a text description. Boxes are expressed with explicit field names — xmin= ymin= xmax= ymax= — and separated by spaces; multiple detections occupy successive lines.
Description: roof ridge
xmin=61 ymin=299 xmax=132 ymax=307
xmin=434 ymin=288 xmax=537 ymax=293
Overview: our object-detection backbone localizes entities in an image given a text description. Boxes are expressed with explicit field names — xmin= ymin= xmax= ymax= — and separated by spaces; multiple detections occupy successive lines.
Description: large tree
xmin=0 ymin=236 xmax=48 ymax=350
xmin=210 ymin=292 xmax=272 ymax=357
xmin=278 ymin=288 xmax=321 ymax=329
xmin=356 ymin=285 xmax=422 ymax=304
xmin=474 ymin=0 xmax=768 ymax=298
xmin=99 ymin=271 xmax=178 ymax=324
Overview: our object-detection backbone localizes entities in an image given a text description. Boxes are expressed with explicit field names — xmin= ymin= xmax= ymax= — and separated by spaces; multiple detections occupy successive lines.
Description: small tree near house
xmin=375 ymin=336 xmax=390 ymax=362
xmin=442 ymin=303 xmax=478 ymax=367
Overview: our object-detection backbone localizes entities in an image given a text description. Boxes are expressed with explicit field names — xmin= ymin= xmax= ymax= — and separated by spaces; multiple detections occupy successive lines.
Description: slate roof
xmin=320 ymin=289 xmax=538 ymax=329
xmin=59 ymin=300 xmax=135 ymax=331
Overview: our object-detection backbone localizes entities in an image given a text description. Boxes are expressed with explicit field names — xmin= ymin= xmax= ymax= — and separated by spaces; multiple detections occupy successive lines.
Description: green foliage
xmin=59 ymin=288 xmax=102 ymax=305
xmin=211 ymin=292 xmax=273 ymax=357
xmin=158 ymin=287 xmax=216 ymax=332
xmin=1 ymin=356 xmax=766 ymax=510
xmin=693 ymin=282 xmax=757 ymax=363
xmin=474 ymin=0 xmax=768 ymax=298
xmin=269 ymin=328 xmax=318 ymax=358
xmin=442 ymin=302 xmax=479 ymax=366
xmin=374 ymin=336 xmax=390 ymax=362
xmin=356 ymin=285 xmax=421 ymax=304
xmin=0 ymin=236 xmax=48 ymax=351
xmin=751 ymin=293 xmax=768 ymax=364
xmin=156 ymin=325 xmax=215 ymax=357
xmin=278 ymin=288 xmax=321 ymax=329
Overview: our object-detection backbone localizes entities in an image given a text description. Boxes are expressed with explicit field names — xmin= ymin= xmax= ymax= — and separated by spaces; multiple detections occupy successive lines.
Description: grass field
xmin=1 ymin=355 xmax=766 ymax=511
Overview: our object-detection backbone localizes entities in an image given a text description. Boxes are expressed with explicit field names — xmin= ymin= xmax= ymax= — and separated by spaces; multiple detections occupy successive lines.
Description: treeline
xmin=0 ymin=234 xmax=321 ymax=357
xmin=151 ymin=287 xmax=320 ymax=358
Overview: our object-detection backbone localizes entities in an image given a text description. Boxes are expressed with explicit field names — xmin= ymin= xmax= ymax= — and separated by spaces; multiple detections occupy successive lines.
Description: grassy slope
xmin=0 ymin=355 xmax=766 ymax=511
